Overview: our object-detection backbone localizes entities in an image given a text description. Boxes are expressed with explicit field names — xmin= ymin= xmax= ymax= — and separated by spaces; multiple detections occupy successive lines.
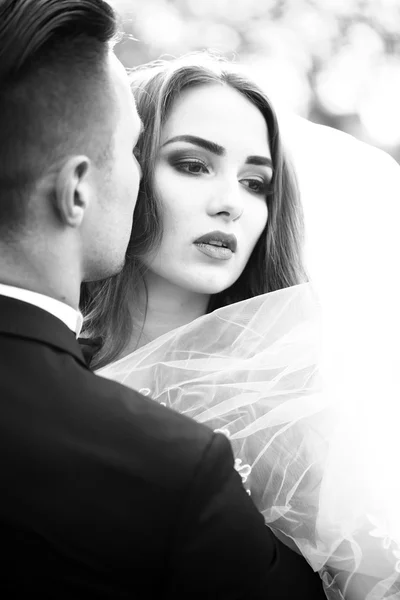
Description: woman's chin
xmin=145 ymin=267 xmax=240 ymax=297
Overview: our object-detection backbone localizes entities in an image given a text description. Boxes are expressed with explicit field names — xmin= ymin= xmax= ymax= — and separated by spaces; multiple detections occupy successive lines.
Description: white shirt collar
xmin=0 ymin=284 xmax=83 ymax=337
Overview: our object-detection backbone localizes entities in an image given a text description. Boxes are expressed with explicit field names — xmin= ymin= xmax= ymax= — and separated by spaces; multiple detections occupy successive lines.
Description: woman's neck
xmin=123 ymin=271 xmax=210 ymax=356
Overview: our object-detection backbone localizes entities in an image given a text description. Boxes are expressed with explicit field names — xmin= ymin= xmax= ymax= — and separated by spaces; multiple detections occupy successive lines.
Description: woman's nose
xmin=207 ymin=177 xmax=243 ymax=221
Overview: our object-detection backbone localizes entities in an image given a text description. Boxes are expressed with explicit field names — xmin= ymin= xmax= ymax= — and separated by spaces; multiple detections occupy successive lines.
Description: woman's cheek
xmin=245 ymin=203 xmax=268 ymax=245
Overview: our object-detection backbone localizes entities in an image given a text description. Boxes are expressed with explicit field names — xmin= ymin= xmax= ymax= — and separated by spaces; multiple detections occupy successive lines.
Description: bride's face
xmin=143 ymin=83 xmax=272 ymax=296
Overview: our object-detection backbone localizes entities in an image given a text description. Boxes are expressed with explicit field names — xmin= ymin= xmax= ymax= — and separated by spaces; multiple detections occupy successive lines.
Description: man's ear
xmin=54 ymin=156 xmax=92 ymax=227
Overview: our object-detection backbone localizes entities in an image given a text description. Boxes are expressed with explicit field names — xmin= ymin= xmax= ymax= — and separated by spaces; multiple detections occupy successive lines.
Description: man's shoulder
xmin=58 ymin=353 xmax=225 ymax=479
xmin=2 ymin=338 xmax=230 ymax=496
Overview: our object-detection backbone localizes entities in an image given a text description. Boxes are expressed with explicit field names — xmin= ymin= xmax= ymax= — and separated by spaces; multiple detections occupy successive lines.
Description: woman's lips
xmin=193 ymin=231 xmax=237 ymax=260
xmin=194 ymin=243 xmax=233 ymax=260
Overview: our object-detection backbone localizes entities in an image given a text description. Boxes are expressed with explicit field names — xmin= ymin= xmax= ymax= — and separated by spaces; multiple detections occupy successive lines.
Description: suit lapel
xmin=0 ymin=295 xmax=87 ymax=368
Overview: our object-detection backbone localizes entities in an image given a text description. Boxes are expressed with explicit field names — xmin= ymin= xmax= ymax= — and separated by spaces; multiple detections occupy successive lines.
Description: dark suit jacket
xmin=0 ymin=295 xmax=325 ymax=599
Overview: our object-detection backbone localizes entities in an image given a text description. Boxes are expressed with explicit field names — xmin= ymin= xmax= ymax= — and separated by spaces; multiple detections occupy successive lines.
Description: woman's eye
xmin=175 ymin=160 xmax=208 ymax=175
xmin=241 ymin=178 xmax=267 ymax=195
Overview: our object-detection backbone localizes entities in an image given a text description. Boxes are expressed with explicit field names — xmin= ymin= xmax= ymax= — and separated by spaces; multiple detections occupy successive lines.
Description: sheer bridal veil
xmin=98 ymin=282 xmax=400 ymax=599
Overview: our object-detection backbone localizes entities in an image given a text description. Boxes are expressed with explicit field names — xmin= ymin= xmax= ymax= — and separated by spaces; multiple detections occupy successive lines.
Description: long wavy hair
xmin=81 ymin=52 xmax=307 ymax=369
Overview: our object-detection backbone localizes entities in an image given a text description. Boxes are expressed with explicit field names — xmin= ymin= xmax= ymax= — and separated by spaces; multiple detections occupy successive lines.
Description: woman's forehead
xmin=161 ymin=83 xmax=270 ymax=153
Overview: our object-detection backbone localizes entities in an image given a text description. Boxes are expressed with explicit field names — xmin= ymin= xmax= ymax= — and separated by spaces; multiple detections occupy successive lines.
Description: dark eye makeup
xmin=240 ymin=178 xmax=271 ymax=196
xmin=163 ymin=148 xmax=272 ymax=198
xmin=171 ymin=157 xmax=209 ymax=175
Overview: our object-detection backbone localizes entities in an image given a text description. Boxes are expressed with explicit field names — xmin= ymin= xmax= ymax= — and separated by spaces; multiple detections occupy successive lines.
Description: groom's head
xmin=0 ymin=0 xmax=142 ymax=282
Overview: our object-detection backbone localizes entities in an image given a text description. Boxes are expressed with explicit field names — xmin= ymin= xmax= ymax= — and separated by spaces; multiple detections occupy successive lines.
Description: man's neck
xmin=0 ymin=244 xmax=80 ymax=310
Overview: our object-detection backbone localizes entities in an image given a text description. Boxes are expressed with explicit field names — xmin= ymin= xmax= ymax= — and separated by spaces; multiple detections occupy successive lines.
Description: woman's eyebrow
xmin=162 ymin=134 xmax=274 ymax=170
xmin=246 ymin=156 xmax=273 ymax=169
xmin=162 ymin=135 xmax=225 ymax=156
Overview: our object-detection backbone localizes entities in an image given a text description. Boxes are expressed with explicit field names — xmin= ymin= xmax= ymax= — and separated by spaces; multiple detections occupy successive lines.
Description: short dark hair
xmin=0 ymin=0 xmax=119 ymax=236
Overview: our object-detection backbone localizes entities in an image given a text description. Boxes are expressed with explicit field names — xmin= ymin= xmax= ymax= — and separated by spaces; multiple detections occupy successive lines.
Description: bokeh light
xmin=359 ymin=59 xmax=400 ymax=147
xmin=111 ymin=0 xmax=400 ymax=163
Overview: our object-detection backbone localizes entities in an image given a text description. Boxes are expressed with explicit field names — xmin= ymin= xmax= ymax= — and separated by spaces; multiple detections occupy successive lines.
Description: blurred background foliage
xmin=112 ymin=0 xmax=400 ymax=163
